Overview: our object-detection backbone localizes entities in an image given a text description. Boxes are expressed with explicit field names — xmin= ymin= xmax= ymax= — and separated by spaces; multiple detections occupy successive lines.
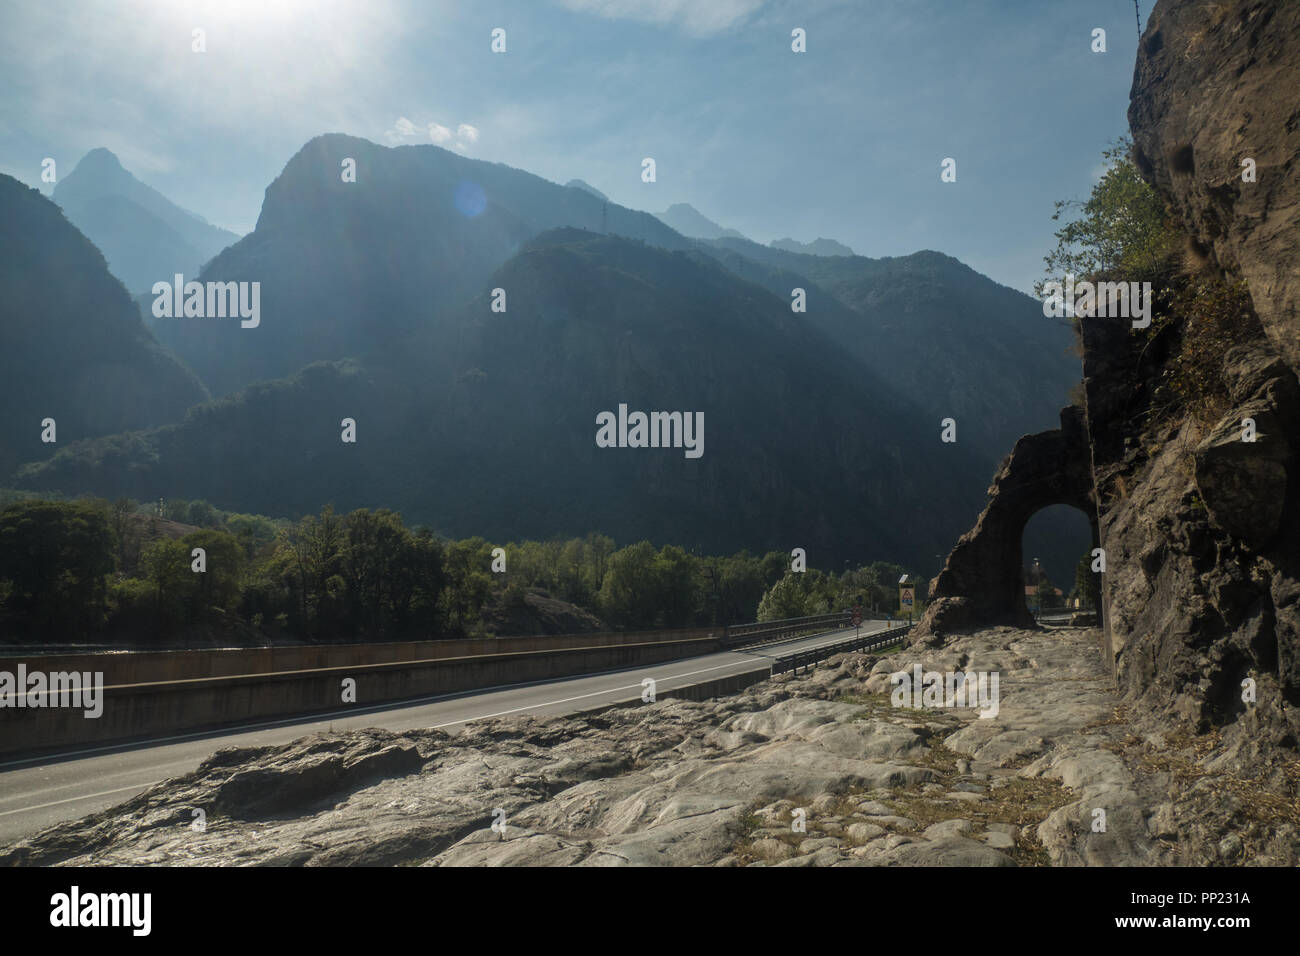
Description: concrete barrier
xmin=0 ymin=635 xmax=723 ymax=760
xmin=657 ymin=666 xmax=771 ymax=703
xmin=0 ymin=627 xmax=720 ymax=687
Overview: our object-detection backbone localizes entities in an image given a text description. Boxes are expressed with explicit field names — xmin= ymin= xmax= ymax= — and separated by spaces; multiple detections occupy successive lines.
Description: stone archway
xmin=915 ymin=406 xmax=1098 ymax=638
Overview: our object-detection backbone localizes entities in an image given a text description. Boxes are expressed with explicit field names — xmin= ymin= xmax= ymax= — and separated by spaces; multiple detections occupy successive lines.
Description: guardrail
xmin=771 ymin=624 xmax=911 ymax=676
xmin=3 ymin=614 xmax=860 ymax=686
xmin=723 ymin=612 xmax=852 ymax=648
xmin=0 ymin=613 xmax=904 ymax=759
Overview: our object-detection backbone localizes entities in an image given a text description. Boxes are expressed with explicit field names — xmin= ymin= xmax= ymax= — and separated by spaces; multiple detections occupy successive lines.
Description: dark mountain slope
xmin=702 ymin=237 xmax=1079 ymax=461
xmin=695 ymin=237 xmax=1088 ymax=583
xmin=152 ymin=134 xmax=693 ymax=396
xmin=0 ymin=175 xmax=209 ymax=474
xmin=18 ymin=230 xmax=988 ymax=568
xmin=770 ymin=237 xmax=855 ymax=257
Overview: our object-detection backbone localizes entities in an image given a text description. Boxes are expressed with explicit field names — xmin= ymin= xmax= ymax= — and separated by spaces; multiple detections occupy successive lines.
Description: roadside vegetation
xmin=0 ymin=492 xmax=928 ymax=647
xmin=1039 ymin=136 xmax=1263 ymax=428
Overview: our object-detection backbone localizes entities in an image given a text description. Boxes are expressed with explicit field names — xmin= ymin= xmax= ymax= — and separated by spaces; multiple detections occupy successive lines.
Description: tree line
xmin=0 ymin=495 xmax=926 ymax=646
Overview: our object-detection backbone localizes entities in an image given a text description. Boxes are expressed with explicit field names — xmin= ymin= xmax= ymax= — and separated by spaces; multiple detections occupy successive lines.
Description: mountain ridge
xmin=53 ymin=148 xmax=239 ymax=294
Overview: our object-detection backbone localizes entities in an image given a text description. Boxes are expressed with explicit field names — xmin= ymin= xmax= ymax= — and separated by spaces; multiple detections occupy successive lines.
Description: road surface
xmin=0 ymin=621 xmax=898 ymax=845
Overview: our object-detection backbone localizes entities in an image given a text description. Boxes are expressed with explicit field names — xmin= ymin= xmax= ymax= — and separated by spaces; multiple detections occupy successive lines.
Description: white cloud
xmin=384 ymin=116 xmax=420 ymax=143
xmin=384 ymin=118 xmax=477 ymax=149
xmin=555 ymin=0 xmax=763 ymax=36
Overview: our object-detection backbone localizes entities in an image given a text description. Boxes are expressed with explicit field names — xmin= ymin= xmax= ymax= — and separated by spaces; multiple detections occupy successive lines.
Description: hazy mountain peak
xmin=75 ymin=146 xmax=127 ymax=175
xmin=565 ymin=179 xmax=608 ymax=201
xmin=655 ymin=202 xmax=747 ymax=241
xmin=53 ymin=148 xmax=239 ymax=295
xmin=769 ymin=236 xmax=856 ymax=257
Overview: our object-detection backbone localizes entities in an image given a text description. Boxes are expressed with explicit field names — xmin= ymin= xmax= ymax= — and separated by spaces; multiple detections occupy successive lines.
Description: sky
xmin=0 ymin=0 xmax=1151 ymax=295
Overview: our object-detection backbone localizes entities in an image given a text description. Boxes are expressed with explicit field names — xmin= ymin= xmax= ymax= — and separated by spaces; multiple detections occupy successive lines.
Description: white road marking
xmin=0 ymin=782 xmax=157 ymax=817
xmin=1 ymin=623 xmax=903 ymax=823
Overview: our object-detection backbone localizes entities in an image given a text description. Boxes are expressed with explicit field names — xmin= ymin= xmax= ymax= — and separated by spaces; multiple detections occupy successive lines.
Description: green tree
xmin=339 ymin=509 xmax=442 ymax=639
xmin=185 ymin=499 xmax=219 ymax=528
xmin=109 ymin=496 xmax=143 ymax=574
xmin=284 ymin=505 xmax=345 ymax=638
xmin=597 ymin=541 xmax=658 ymax=628
xmin=138 ymin=529 xmax=244 ymax=631
xmin=1037 ymin=137 xmax=1183 ymax=304
xmin=651 ymin=544 xmax=698 ymax=628
xmin=756 ymin=570 xmax=837 ymax=621
xmin=184 ymin=529 xmax=245 ymax=618
xmin=440 ymin=537 xmax=493 ymax=636
xmin=0 ymin=500 xmax=114 ymax=637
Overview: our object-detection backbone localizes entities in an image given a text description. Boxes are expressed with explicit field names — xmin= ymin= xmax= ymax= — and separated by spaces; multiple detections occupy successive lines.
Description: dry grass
xmin=882 ymin=773 xmax=1074 ymax=867
xmin=1128 ymin=729 xmax=1300 ymax=827
xmin=1078 ymin=703 xmax=1132 ymax=735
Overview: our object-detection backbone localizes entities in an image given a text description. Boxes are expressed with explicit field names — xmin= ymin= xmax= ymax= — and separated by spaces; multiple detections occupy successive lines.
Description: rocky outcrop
xmin=6 ymin=625 xmax=1289 ymax=867
xmin=1129 ymin=0 xmax=1300 ymax=375
xmin=481 ymin=588 xmax=607 ymax=636
xmin=919 ymin=2 xmax=1300 ymax=764
xmin=916 ymin=406 xmax=1097 ymax=638
xmin=1092 ymin=0 xmax=1300 ymax=746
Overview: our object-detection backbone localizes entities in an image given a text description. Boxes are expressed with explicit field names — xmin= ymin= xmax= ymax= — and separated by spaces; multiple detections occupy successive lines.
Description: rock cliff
xmin=917 ymin=0 xmax=1300 ymax=785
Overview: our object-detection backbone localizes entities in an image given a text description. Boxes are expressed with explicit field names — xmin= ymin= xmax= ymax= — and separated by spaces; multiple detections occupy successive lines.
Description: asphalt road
xmin=0 ymin=620 xmax=899 ymax=846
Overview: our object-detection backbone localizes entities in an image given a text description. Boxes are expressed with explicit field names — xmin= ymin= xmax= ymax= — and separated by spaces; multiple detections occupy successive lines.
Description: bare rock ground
xmin=3 ymin=625 xmax=1295 ymax=866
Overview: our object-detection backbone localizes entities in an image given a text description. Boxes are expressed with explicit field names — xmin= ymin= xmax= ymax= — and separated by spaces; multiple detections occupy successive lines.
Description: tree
xmin=651 ymin=544 xmax=698 ymax=628
xmin=185 ymin=499 xmax=219 ymax=528
xmin=139 ymin=537 xmax=191 ymax=629
xmin=756 ymin=570 xmax=836 ymax=621
xmin=440 ymin=537 xmax=493 ymax=636
xmin=597 ymin=541 xmax=658 ymax=628
xmin=183 ymin=529 xmax=245 ymax=619
xmin=0 ymin=500 xmax=114 ymax=637
xmin=339 ymin=509 xmax=442 ymax=640
xmin=1037 ymin=137 xmax=1183 ymax=304
xmin=109 ymin=496 xmax=143 ymax=574
xmin=136 ymin=530 xmax=242 ymax=632
xmin=284 ymin=505 xmax=345 ymax=637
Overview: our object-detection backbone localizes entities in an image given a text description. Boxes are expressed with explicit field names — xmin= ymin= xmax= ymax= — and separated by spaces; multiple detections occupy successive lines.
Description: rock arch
xmin=915 ymin=406 xmax=1098 ymax=638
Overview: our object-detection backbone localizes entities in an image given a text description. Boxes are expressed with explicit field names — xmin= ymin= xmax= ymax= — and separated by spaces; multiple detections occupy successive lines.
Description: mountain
xmin=17 ymin=229 xmax=989 ymax=569
xmin=149 ymin=134 xmax=694 ymax=396
xmin=698 ymin=237 xmax=1077 ymax=467
xmin=565 ymin=179 xmax=608 ymax=201
xmin=53 ymin=148 xmax=240 ymax=295
xmin=655 ymin=203 xmax=747 ymax=241
xmin=11 ymin=132 xmax=1084 ymax=576
xmin=0 ymin=175 xmax=210 ymax=475
xmin=692 ymin=236 xmax=1087 ymax=583
xmin=770 ymin=236 xmax=855 ymax=257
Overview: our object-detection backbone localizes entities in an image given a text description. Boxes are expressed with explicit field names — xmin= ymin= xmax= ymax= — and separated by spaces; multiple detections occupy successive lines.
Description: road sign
xmin=900 ymin=586 xmax=914 ymax=609
xmin=851 ymin=606 xmax=862 ymax=627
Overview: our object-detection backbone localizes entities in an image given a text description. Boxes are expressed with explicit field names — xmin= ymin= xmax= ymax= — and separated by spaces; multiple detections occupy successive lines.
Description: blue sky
xmin=0 ymin=0 xmax=1151 ymax=294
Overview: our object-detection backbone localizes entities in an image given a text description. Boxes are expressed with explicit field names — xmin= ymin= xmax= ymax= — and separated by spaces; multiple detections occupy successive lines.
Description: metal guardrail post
xmin=770 ymin=623 xmax=911 ymax=678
